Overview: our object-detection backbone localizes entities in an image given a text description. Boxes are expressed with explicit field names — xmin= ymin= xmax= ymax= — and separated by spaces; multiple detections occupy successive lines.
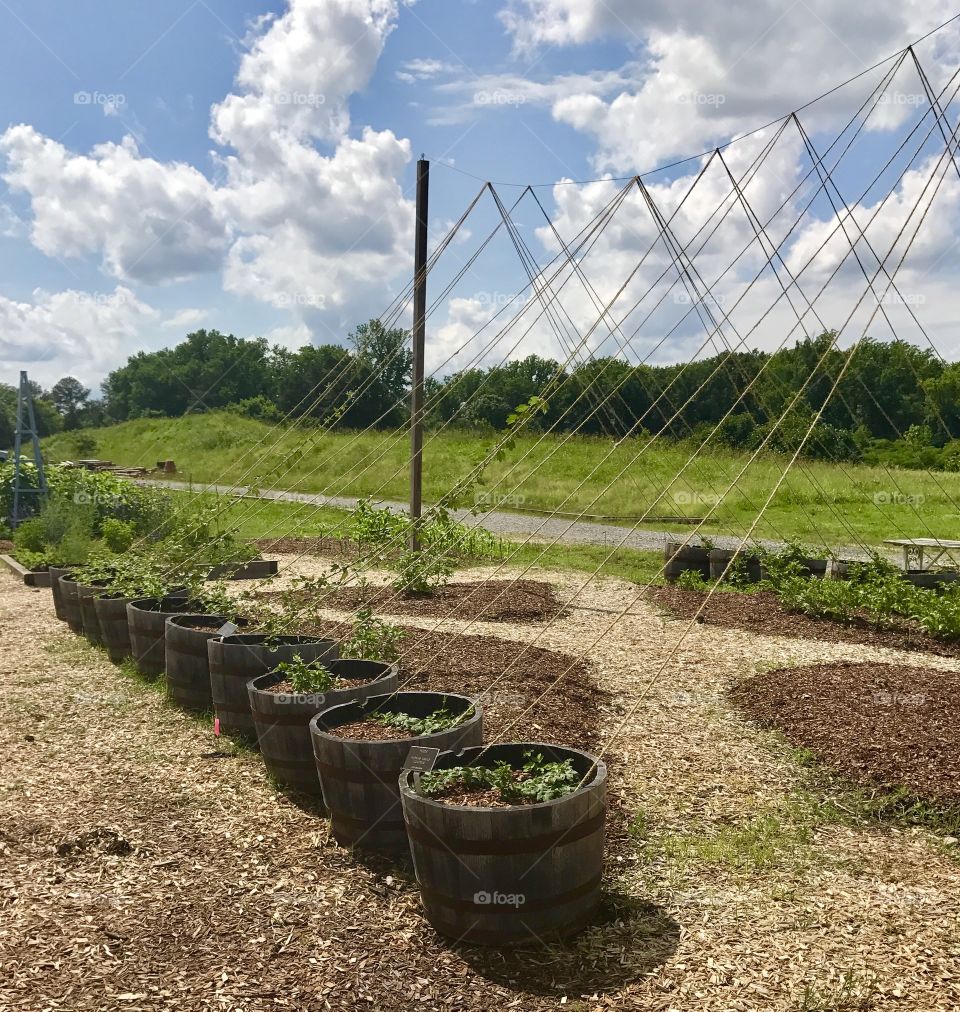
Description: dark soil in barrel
xmin=266 ymin=579 xmax=564 ymax=623
xmin=650 ymin=585 xmax=960 ymax=658
xmin=264 ymin=676 xmax=352 ymax=694
xmin=730 ymin=660 xmax=960 ymax=806
xmin=330 ymin=718 xmax=421 ymax=740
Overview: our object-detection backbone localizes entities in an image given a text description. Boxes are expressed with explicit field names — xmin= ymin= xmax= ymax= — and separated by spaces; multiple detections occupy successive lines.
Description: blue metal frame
xmin=10 ymin=370 xmax=48 ymax=528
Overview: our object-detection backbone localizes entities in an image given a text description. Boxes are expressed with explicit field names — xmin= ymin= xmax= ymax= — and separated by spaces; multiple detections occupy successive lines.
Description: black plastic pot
xmin=127 ymin=596 xmax=205 ymax=678
xmin=207 ymin=635 xmax=339 ymax=739
xmin=311 ymin=691 xmax=482 ymax=854
xmin=400 ymin=742 xmax=606 ymax=946
xmin=248 ymin=660 xmax=397 ymax=795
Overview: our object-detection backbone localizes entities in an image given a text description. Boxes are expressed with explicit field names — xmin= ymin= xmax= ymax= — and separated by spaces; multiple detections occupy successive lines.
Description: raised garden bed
xmin=730 ymin=660 xmax=960 ymax=810
xmin=0 ymin=554 xmax=51 ymax=587
xmin=310 ymin=691 xmax=482 ymax=853
xmin=650 ymin=585 xmax=960 ymax=659
xmin=254 ymin=536 xmax=361 ymax=560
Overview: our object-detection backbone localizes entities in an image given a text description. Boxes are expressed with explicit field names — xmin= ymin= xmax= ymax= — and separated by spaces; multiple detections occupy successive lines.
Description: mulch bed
xmin=278 ymin=580 xmax=565 ymax=623
xmin=254 ymin=535 xmax=361 ymax=559
xmin=730 ymin=660 xmax=960 ymax=806
xmin=289 ymin=616 xmax=607 ymax=755
xmin=650 ymin=585 xmax=960 ymax=658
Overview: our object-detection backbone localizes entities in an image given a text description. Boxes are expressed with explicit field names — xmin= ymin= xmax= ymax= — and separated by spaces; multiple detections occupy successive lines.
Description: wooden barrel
xmin=127 ymin=597 xmax=201 ymax=678
xmin=400 ymin=742 xmax=606 ymax=946
xmin=311 ymin=691 xmax=482 ymax=855
xmin=248 ymin=660 xmax=397 ymax=796
xmin=76 ymin=581 xmax=110 ymax=646
xmin=165 ymin=614 xmax=237 ymax=711
xmin=664 ymin=541 xmax=710 ymax=582
xmin=95 ymin=594 xmax=136 ymax=662
xmin=208 ymin=635 xmax=339 ymax=739
xmin=58 ymin=574 xmax=84 ymax=634
xmin=49 ymin=566 xmax=74 ymax=622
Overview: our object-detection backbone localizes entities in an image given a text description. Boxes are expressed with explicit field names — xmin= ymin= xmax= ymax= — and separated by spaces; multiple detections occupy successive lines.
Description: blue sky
xmin=1 ymin=0 xmax=959 ymax=393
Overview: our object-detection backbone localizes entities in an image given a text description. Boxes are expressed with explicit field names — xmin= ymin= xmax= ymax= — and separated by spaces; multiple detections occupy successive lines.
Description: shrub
xmin=101 ymin=517 xmax=135 ymax=553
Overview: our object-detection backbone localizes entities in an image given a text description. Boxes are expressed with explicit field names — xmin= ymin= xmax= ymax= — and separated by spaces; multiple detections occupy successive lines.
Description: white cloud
xmin=0 ymin=286 xmax=158 ymax=388
xmin=161 ymin=307 xmax=208 ymax=330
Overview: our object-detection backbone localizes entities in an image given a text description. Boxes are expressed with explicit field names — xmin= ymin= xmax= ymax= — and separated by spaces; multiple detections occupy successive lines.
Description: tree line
xmin=10 ymin=323 xmax=960 ymax=468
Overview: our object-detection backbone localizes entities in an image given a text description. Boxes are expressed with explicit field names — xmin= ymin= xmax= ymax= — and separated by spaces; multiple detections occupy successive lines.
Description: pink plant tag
xmin=214 ymin=717 xmax=221 ymax=737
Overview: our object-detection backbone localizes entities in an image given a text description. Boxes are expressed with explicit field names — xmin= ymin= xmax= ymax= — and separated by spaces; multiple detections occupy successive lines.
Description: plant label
xmin=217 ymin=621 xmax=238 ymax=637
xmin=404 ymin=746 xmax=440 ymax=773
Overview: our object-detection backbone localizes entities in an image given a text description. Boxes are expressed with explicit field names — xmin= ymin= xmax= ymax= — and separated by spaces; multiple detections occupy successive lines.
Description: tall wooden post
xmin=409 ymin=157 xmax=429 ymax=551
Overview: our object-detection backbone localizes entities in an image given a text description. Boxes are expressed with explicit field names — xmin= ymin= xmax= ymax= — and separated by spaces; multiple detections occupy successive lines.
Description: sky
xmin=2 ymin=0 xmax=960 ymax=393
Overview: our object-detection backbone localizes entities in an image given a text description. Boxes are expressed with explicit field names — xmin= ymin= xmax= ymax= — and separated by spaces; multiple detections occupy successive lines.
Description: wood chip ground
xmin=2 ymin=557 xmax=959 ymax=1010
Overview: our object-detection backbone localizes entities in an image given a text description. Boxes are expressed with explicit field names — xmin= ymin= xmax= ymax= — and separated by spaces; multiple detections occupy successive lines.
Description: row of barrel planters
xmin=46 ymin=568 xmax=608 ymax=946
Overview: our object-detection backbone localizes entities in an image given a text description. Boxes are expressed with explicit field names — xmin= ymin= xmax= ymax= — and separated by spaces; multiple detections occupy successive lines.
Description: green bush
xmin=101 ymin=517 xmax=135 ymax=553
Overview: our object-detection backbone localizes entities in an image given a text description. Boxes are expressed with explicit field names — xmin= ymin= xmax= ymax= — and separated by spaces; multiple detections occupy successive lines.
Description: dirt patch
xmin=0 ymin=539 xmax=13 ymax=554
xmin=275 ymin=579 xmax=564 ymax=623
xmin=650 ymin=585 xmax=960 ymax=658
xmin=730 ymin=660 xmax=960 ymax=807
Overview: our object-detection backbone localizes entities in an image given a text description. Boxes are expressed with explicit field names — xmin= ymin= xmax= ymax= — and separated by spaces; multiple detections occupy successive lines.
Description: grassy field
xmin=45 ymin=412 xmax=960 ymax=549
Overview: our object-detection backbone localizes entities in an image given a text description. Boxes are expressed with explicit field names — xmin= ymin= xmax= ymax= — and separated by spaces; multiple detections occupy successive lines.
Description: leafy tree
xmin=51 ymin=376 xmax=90 ymax=430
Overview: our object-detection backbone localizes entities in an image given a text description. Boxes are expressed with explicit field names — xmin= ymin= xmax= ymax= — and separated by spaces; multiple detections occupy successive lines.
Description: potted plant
xmin=208 ymin=634 xmax=340 ymax=740
xmin=400 ymin=743 xmax=606 ymax=945
xmin=310 ymin=691 xmax=482 ymax=854
xmin=248 ymin=656 xmax=397 ymax=795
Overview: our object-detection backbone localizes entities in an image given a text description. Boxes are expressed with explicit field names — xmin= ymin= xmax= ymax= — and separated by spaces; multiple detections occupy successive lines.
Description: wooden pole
xmin=409 ymin=157 xmax=429 ymax=551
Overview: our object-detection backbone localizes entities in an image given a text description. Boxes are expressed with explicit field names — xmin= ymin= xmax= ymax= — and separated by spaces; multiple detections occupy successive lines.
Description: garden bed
xmin=274 ymin=579 xmax=564 ymax=623
xmin=650 ymin=585 xmax=960 ymax=658
xmin=730 ymin=660 xmax=960 ymax=807
xmin=255 ymin=535 xmax=361 ymax=559
xmin=284 ymin=615 xmax=606 ymax=754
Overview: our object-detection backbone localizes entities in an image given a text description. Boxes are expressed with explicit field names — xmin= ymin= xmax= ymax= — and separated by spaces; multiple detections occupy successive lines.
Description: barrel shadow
xmin=453 ymin=891 xmax=680 ymax=997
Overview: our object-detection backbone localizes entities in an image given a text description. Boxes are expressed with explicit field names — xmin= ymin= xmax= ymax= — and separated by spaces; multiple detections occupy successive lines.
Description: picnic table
xmin=883 ymin=538 xmax=960 ymax=571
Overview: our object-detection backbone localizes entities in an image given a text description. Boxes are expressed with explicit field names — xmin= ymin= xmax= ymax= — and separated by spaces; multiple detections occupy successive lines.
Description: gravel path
xmin=142 ymin=478 xmax=877 ymax=559
xmin=2 ymin=563 xmax=958 ymax=1009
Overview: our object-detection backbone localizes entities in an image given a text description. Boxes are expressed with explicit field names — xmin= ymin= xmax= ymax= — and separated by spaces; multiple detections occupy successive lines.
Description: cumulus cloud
xmin=0 ymin=286 xmax=158 ymax=388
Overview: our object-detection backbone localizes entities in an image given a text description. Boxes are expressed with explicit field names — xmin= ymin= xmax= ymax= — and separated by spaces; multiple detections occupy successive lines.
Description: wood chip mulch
xmin=274 ymin=579 xmax=565 ymax=623
xmin=254 ymin=535 xmax=361 ymax=559
xmin=650 ymin=585 xmax=960 ymax=658
xmin=291 ymin=616 xmax=607 ymax=755
xmin=730 ymin=660 xmax=960 ymax=807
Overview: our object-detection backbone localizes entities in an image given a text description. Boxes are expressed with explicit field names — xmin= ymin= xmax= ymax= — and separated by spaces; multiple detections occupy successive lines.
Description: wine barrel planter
xmin=49 ymin=566 xmax=74 ymax=622
xmin=664 ymin=541 xmax=710 ymax=582
xmin=400 ymin=742 xmax=606 ymax=946
xmin=248 ymin=660 xmax=397 ymax=795
xmin=311 ymin=691 xmax=482 ymax=854
xmin=58 ymin=574 xmax=84 ymax=634
xmin=165 ymin=614 xmax=241 ymax=712
xmin=76 ymin=581 xmax=110 ymax=646
xmin=208 ymin=635 xmax=339 ymax=740
xmin=127 ymin=597 xmax=204 ymax=678
xmin=95 ymin=594 xmax=136 ymax=662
